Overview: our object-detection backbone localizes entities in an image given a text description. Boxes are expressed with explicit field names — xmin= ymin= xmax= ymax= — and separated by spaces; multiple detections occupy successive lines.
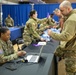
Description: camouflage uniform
xmin=49 ymin=10 xmax=76 ymax=75
xmin=39 ymin=17 xmax=56 ymax=31
xmin=0 ymin=39 xmax=18 ymax=64
xmin=23 ymin=17 xmax=50 ymax=46
xmin=5 ymin=17 xmax=14 ymax=27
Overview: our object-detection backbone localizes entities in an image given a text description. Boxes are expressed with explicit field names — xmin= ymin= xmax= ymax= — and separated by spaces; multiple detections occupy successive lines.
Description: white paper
xmin=38 ymin=42 xmax=46 ymax=45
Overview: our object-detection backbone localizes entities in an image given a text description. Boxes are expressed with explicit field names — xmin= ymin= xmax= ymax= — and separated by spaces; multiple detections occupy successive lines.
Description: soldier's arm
xmin=37 ymin=17 xmax=56 ymax=26
xmin=37 ymin=18 xmax=48 ymax=24
xmin=49 ymin=20 xmax=76 ymax=41
xmin=39 ymin=24 xmax=48 ymax=31
xmin=47 ymin=17 xmax=57 ymax=26
xmin=0 ymin=45 xmax=18 ymax=64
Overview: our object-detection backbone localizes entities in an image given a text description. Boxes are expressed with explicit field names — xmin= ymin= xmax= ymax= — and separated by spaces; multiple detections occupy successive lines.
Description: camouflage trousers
xmin=54 ymin=46 xmax=76 ymax=75
xmin=66 ymin=72 xmax=76 ymax=75
xmin=65 ymin=58 xmax=76 ymax=75
xmin=58 ymin=57 xmax=76 ymax=75
xmin=23 ymin=35 xmax=37 ymax=46
xmin=23 ymin=35 xmax=32 ymax=46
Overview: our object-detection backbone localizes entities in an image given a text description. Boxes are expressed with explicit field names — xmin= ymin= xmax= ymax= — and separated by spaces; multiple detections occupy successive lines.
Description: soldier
xmin=53 ymin=8 xmax=65 ymax=31
xmin=48 ymin=1 xmax=76 ymax=75
xmin=39 ymin=13 xmax=57 ymax=32
xmin=23 ymin=10 xmax=51 ymax=46
xmin=4 ymin=14 xmax=14 ymax=27
xmin=39 ymin=20 xmax=56 ymax=32
xmin=0 ymin=27 xmax=26 ymax=64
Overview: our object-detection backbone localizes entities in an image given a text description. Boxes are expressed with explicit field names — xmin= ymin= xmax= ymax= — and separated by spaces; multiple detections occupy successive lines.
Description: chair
xmin=16 ymin=38 xmax=27 ymax=50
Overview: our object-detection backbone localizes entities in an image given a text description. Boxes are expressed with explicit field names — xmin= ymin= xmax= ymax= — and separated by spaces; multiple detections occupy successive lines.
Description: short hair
xmin=53 ymin=8 xmax=60 ymax=13
xmin=59 ymin=0 xmax=72 ymax=8
xmin=29 ymin=10 xmax=37 ymax=17
xmin=50 ymin=13 xmax=54 ymax=18
xmin=0 ymin=27 xmax=9 ymax=37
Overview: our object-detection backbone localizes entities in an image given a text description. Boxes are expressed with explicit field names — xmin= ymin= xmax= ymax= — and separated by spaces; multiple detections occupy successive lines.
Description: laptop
xmin=24 ymin=42 xmax=46 ymax=63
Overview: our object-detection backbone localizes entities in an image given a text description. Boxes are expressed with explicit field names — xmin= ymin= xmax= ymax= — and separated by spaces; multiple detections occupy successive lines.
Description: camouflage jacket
xmin=4 ymin=17 xmax=14 ymax=26
xmin=23 ymin=17 xmax=50 ymax=40
xmin=49 ymin=10 xmax=76 ymax=51
xmin=0 ymin=39 xmax=18 ymax=64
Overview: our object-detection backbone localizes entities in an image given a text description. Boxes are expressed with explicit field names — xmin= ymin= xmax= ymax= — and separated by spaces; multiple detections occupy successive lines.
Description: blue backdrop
xmin=2 ymin=3 xmax=76 ymax=26
xmin=34 ymin=3 xmax=59 ymax=21
xmin=2 ymin=4 xmax=32 ymax=26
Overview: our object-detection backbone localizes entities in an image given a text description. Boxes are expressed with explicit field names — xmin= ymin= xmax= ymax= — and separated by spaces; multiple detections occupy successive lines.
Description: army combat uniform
xmin=4 ymin=17 xmax=14 ymax=27
xmin=0 ymin=39 xmax=18 ymax=64
xmin=39 ymin=17 xmax=56 ymax=31
xmin=49 ymin=10 xmax=76 ymax=75
xmin=23 ymin=17 xmax=51 ymax=46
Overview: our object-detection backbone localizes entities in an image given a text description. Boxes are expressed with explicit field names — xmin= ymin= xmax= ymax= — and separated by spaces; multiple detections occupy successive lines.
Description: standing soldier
xmin=53 ymin=8 xmax=64 ymax=31
xmin=4 ymin=14 xmax=14 ymax=27
xmin=48 ymin=1 xmax=76 ymax=75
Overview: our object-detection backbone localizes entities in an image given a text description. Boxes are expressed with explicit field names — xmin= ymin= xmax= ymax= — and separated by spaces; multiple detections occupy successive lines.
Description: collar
xmin=30 ymin=17 xmax=37 ymax=21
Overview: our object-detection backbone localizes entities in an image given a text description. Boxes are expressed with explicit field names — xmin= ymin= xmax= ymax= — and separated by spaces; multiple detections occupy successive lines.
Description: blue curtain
xmin=34 ymin=4 xmax=59 ymax=21
xmin=34 ymin=3 xmax=76 ymax=21
xmin=2 ymin=4 xmax=32 ymax=26
xmin=2 ymin=3 xmax=76 ymax=26
xmin=72 ymin=3 xmax=76 ymax=8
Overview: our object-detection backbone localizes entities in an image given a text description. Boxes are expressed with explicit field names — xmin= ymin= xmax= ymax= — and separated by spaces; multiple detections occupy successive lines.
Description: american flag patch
xmin=0 ymin=49 xmax=3 ymax=54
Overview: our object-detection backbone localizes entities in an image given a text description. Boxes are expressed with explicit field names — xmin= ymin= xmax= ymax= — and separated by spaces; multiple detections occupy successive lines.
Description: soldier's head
xmin=29 ymin=10 xmax=38 ymax=19
xmin=0 ymin=27 xmax=10 ymax=41
xmin=8 ymin=14 xmax=11 ymax=18
xmin=59 ymin=0 xmax=73 ymax=16
xmin=53 ymin=8 xmax=62 ymax=17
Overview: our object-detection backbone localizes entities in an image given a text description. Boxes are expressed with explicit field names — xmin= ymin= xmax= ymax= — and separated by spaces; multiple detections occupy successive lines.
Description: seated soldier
xmin=0 ymin=27 xmax=26 ymax=64
xmin=4 ymin=14 xmax=14 ymax=27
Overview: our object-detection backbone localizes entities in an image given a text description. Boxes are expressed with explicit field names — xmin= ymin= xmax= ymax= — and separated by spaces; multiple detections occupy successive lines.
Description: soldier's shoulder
xmin=26 ymin=19 xmax=34 ymax=25
xmin=68 ymin=13 xmax=76 ymax=21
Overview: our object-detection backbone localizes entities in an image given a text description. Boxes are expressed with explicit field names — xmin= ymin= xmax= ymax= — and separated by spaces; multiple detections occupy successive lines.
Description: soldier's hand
xmin=17 ymin=51 xmax=26 ymax=57
xmin=40 ymin=38 xmax=46 ymax=41
xmin=53 ymin=25 xmax=58 ymax=28
xmin=48 ymin=29 xmax=52 ymax=36
xmin=46 ymin=26 xmax=50 ymax=29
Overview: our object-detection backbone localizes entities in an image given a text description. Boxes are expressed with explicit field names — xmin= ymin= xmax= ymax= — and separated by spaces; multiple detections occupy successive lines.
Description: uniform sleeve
xmin=47 ymin=18 xmax=56 ymax=26
xmin=39 ymin=24 xmax=48 ymax=31
xmin=49 ymin=20 xmax=76 ymax=41
xmin=28 ymin=23 xmax=41 ymax=39
xmin=37 ymin=18 xmax=48 ymax=24
xmin=0 ymin=44 xmax=18 ymax=64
